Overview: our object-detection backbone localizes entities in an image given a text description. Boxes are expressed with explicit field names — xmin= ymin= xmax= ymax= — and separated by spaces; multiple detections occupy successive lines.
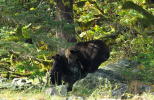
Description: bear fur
xmin=65 ymin=40 xmax=110 ymax=73
xmin=50 ymin=53 xmax=81 ymax=90
xmin=50 ymin=40 xmax=110 ymax=90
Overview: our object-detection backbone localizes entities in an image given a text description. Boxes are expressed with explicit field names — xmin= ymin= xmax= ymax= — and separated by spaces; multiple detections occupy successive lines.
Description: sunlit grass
xmin=0 ymin=90 xmax=51 ymax=100
xmin=0 ymin=89 xmax=154 ymax=100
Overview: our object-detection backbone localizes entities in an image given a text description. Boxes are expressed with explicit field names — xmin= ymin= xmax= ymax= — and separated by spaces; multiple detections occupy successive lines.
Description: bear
xmin=64 ymin=40 xmax=110 ymax=73
xmin=50 ymin=53 xmax=82 ymax=91
xmin=50 ymin=40 xmax=110 ymax=91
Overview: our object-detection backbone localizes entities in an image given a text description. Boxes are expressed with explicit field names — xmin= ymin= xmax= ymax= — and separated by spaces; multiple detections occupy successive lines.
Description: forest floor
xmin=0 ymin=89 xmax=154 ymax=100
xmin=0 ymin=90 xmax=51 ymax=100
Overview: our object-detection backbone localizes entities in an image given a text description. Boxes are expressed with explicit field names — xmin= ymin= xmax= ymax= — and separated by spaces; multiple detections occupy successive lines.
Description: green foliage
xmin=75 ymin=0 xmax=154 ymax=84
xmin=131 ymin=36 xmax=154 ymax=83
xmin=94 ymin=1 xmax=154 ymax=84
xmin=0 ymin=0 xmax=154 ymax=86
xmin=118 ymin=35 xmax=154 ymax=83
xmin=0 ymin=0 xmax=75 ymax=82
xmin=90 ymin=79 xmax=113 ymax=98
xmin=74 ymin=0 xmax=122 ymax=40
xmin=75 ymin=0 xmax=154 ymax=42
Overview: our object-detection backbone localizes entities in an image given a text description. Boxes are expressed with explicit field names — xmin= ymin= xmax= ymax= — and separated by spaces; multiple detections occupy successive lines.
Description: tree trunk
xmin=54 ymin=0 xmax=76 ymax=42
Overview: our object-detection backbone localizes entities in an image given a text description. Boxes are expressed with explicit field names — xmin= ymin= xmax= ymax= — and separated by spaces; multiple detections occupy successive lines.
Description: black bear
xmin=65 ymin=40 xmax=110 ymax=73
xmin=50 ymin=40 xmax=110 ymax=90
xmin=50 ymin=53 xmax=81 ymax=90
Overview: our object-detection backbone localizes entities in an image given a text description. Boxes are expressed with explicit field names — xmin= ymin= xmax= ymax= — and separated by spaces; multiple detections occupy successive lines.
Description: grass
xmin=0 ymin=89 xmax=154 ymax=100
xmin=0 ymin=90 xmax=49 ymax=100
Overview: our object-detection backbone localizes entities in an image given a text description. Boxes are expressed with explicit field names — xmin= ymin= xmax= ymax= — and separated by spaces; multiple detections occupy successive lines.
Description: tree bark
xmin=54 ymin=0 xmax=76 ymax=42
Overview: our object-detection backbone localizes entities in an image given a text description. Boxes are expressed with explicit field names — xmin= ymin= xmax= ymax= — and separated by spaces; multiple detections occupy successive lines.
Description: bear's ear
xmin=70 ymin=49 xmax=80 ymax=54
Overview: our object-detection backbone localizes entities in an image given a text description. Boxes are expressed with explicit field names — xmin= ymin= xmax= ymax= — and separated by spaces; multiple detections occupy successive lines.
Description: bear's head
xmin=65 ymin=47 xmax=80 ymax=64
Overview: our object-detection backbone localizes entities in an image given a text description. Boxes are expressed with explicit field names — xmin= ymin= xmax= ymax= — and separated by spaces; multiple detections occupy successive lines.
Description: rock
xmin=151 ymin=92 xmax=154 ymax=95
xmin=72 ymin=69 xmax=122 ymax=96
xmin=45 ymin=87 xmax=57 ymax=96
xmin=141 ymin=85 xmax=153 ymax=92
xmin=0 ymin=77 xmax=7 ymax=83
xmin=102 ymin=59 xmax=140 ymax=81
xmin=116 ymin=59 xmax=139 ymax=68
xmin=72 ymin=59 xmax=140 ymax=97
xmin=0 ymin=83 xmax=12 ymax=89
xmin=11 ymin=78 xmax=32 ymax=89
xmin=66 ymin=96 xmax=85 ymax=100
xmin=112 ymin=83 xmax=128 ymax=97
xmin=45 ymin=85 xmax=68 ymax=96
xmin=0 ymin=77 xmax=11 ymax=89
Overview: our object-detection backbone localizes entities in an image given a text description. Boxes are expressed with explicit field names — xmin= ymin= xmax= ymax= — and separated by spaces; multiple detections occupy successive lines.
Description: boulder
xmin=102 ymin=59 xmax=140 ymax=81
xmin=72 ymin=59 xmax=140 ymax=97
xmin=45 ymin=85 xmax=68 ymax=96
xmin=0 ymin=77 xmax=11 ymax=89
xmin=0 ymin=77 xmax=7 ymax=83
xmin=11 ymin=78 xmax=32 ymax=90
xmin=72 ymin=69 xmax=126 ymax=97
xmin=66 ymin=96 xmax=85 ymax=100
